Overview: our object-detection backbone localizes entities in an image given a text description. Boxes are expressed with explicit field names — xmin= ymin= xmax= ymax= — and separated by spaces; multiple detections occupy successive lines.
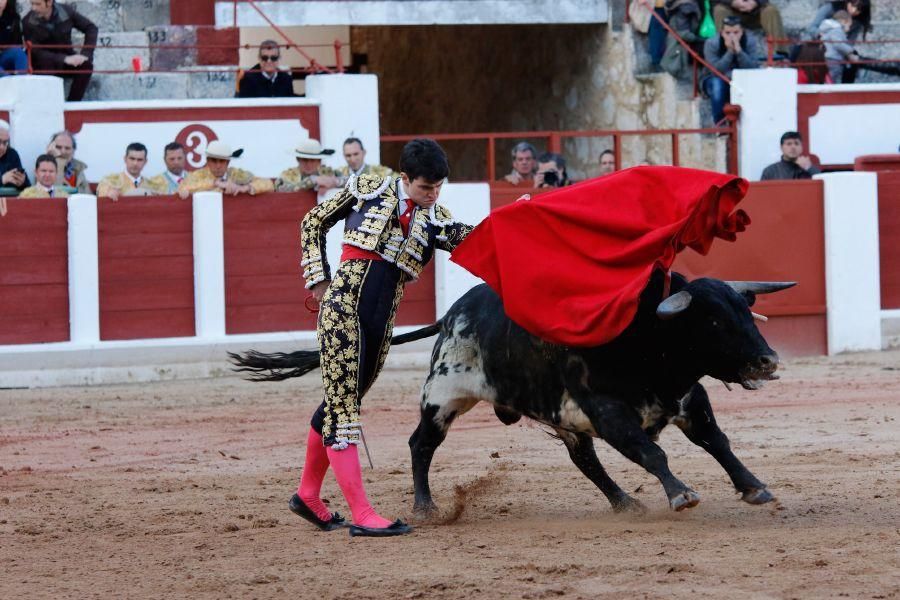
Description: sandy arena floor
xmin=1 ymin=349 xmax=899 ymax=599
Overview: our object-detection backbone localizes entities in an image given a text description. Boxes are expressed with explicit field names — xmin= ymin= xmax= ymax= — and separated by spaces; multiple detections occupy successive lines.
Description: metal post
xmin=548 ymin=132 xmax=562 ymax=154
xmin=487 ymin=137 xmax=496 ymax=182
xmin=25 ymin=41 xmax=32 ymax=74
xmin=334 ymin=40 xmax=344 ymax=73
xmin=613 ymin=134 xmax=622 ymax=171
xmin=671 ymin=133 xmax=680 ymax=167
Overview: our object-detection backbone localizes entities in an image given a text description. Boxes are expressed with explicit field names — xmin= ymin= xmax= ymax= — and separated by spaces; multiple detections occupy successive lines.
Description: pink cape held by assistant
xmin=449 ymin=166 xmax=751 ymax=347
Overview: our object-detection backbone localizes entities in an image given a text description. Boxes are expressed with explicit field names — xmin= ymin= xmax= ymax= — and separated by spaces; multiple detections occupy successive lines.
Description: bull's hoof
xmin=413 ymin=500 xmax=438 ymax=517
xmin=612 ymin=495 xmax=648 ymax=514
xmin=741 ymin=487 xmax=775 ymax=505
xmin=669 ymin=490 xmax=701 ymax=511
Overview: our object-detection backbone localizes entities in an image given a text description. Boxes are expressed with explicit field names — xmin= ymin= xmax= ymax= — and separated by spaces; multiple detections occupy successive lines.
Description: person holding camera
xmin=534 ymin=152 xmax=570 ymax=189
xmin=0 ymin=119 xmax=29 ymax=194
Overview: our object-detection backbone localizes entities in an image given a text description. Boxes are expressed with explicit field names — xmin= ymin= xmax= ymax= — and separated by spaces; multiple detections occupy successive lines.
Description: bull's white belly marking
xmin=422 ymin=316 xmax=496 ymax=427
xmin=557 ymin=392 xmax=597 ymax=435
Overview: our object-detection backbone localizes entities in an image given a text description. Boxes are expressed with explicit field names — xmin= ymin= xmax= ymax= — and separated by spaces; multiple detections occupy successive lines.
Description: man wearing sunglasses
xmin=237 ymin=40 xmax=295 ymax=98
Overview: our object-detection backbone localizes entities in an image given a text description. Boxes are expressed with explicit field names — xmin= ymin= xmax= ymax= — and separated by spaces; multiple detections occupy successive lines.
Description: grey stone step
xmin=180 ymin=66 xmax=238 ymax=98
xmin=92 ymin=31 xmax=150 ymax=73
xmin=146 ymin=25 xmax=198 ymax=70
xmin=84 ymin=71 xmax=188 ymax=100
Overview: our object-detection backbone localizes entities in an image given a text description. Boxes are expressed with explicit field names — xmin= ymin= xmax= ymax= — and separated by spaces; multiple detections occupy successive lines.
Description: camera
xmin=540 ymin=170 xmax=559 ymax=187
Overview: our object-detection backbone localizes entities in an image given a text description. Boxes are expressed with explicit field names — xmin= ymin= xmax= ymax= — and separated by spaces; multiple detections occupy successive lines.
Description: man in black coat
xmin=237 ymin=40 xmax=294 ymax=98
xmin=0 ymin=120 xmax=30 ymax=194
xmin=23 ymin=0 xmax=98 ymax=102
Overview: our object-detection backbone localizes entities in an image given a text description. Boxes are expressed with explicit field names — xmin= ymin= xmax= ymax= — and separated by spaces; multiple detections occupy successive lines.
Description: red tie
xmin=399 ymin=203 xmax=414 ymax=237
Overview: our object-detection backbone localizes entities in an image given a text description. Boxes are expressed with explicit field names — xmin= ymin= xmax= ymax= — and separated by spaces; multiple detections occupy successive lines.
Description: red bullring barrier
xmin=855 ymin=155 xmax=900 ymax=310
xmin=674 ymin=179 xmax=827 ymax=357
xmin=0 ymin=198 xmax=70 ymax=345
xmin=97 ymin=196 xmax=196 ymax=341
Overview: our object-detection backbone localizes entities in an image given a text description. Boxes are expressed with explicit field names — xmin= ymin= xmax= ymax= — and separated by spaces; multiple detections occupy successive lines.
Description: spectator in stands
xmin=661 ymin=0 xmax=703 ymax=78
xmin=178 ymin=141 xmax=274 ymax=198
xmin=702 ymin=16 xmax=759 ymax=124
xmin=819 ymin=10 xmax=860 ymax=83
xmin=535 ymin=152 xmax=570 ymax=189
xmin=237 ymin=40 xmax=294 ymax=98
xmin=23 ymin=0 xmax=97 ymax=102
xmin=649 ymin=0 xmax=669 ymax=69
xmin=96 ymin=143 xmax=167 ymax=201
xmin=503 ymin=141 xmax=537 ymax=186
xmin=20 ymin=154 xmax=68 ymax=198
xmin=275 ymin=138 xmax=341 ymax=194
xmin=760 ymin=131 xmax=821 ymax=180
xmin=794 ymin=42 xmax=832 ymax=84
xmin=46 ymin=130 xmax=89 ymax=193
xmin=336 ymin=137 xmax=393 ymax=184
xmin=713 ymin=0 xmax=787 ymax=54
xmin=147 ymin=142 xmax=188 ymax=194
xmin=0 ymin=120 xmax=29 ymax=194
xmin=806 ymin=0 xmax=871 ymax=42
xmin=599 ymin=149 xmax=616 ymax=176
xmin=0 ymin=0 xmax=28 ymax=78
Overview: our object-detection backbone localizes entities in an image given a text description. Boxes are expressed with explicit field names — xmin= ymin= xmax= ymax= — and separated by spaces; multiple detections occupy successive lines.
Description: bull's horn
xmin=726 ymin=281 xmax=797 ymax=295
xmin=751 ymin=312 xmax=768 ymax=322
xmin=656 ymin=290 xmax=692 ymax=320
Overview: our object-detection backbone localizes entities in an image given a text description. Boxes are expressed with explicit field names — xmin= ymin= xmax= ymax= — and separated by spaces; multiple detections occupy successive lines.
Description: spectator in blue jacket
xmin=0 ymin=0 xmax=28 ymax=77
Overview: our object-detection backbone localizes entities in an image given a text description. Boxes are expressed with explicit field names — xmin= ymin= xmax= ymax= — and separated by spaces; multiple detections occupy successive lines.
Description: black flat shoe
xmin=288 ymin=493 xmax=346 ymax=531
xmin=348 ymin=519 xmax=413 ymax=537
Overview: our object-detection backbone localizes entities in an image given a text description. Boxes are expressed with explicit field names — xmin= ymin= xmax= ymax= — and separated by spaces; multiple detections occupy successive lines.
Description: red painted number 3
xmin=175 ymin=124 xmax=219 ymax=171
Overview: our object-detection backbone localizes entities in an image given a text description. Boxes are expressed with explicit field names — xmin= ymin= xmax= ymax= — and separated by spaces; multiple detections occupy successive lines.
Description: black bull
xmin=230 ymin=271 xmax=795 ymax=514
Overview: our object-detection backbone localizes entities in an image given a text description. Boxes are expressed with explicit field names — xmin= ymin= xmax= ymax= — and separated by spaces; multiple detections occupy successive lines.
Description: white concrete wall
xmin=0 ymin=76 xmax=66 ymax=179
xmin=731 ymin=68 xmax=798 ymax=181
xmin=64 ymin=98 xmax=321 ymax=181
xmin=434 ymin=183 xmax=491 ymax=316
xmin=819 ymin=172 xmax=882 ymax=354
xmin=305 ymin=74 xmax=381 ymax=170
xmin=67 ymin=194 xmax=100 ymax=344
xmin=217 ymin=0 xmax=609 ymax=26
xmin=803 ymin=84 xmax=900 ymax=165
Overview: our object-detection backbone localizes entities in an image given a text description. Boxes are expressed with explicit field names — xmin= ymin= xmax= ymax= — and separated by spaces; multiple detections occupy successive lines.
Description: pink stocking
xmin=297 ymin=427 xmax=332 ymax=521
xmin=327 ymin=444 xmax=393 ymax=528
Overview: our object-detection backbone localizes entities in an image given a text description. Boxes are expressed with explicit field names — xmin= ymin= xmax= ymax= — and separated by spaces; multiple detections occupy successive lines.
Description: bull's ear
xmin=656 ymin=291 xmax=692 ymax=320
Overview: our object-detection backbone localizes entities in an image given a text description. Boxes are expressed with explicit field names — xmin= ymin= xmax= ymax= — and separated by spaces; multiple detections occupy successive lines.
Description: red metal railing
xmin=636 ymin=0 xmax=732 ymax=97
xmin=382 ymin=122 xmax=741 ymax=180
xmin=12 ymin=40 xmax=347 ymax=76
xmin=766 ymin=37 xmax=900 ymax=69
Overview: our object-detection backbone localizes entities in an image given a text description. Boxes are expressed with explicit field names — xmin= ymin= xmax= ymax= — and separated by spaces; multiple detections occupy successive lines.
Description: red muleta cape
xmin=450 ymin=166 xmax=750 ymax=347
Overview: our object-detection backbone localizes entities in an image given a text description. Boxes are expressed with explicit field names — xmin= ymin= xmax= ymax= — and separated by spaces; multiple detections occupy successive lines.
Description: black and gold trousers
xmin=310 ymin=259 xmax=405 ymax=448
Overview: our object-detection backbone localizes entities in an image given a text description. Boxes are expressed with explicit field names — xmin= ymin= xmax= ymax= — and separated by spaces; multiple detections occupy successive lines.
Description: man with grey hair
xmin=46 ymin=130 xmax=89 ymax=193
xmin=0 ymin=120 xmax=29 ymax=194
xmin=238 ymin=39 xmax=294 ymax=98
xmin=503 ymin=141 xmax=537 ymax=186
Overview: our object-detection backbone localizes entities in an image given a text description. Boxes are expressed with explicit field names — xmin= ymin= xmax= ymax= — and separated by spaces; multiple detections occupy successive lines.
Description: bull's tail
xmin=390 ymin=322 xmax=441 ymax=345
xmin=228 ymin=321 xmax=442 ymax=382
xmin=227 ymin=349 xmax=322 ymax=381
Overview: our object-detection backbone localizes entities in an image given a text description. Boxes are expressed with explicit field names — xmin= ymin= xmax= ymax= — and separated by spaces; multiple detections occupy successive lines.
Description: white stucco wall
xmin=731 ymin=68 xmax=798 ymax=181
xmin=819 ymin=172 xmax=882 ymax=354
xmin=217 ymin=0 xmax=609 ymax=26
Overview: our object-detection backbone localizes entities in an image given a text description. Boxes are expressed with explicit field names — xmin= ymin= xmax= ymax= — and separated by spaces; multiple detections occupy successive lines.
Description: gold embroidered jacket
xmin=177 ymin=166 xmax=274 ymax=196
xmin=300 ymin=174 xmax=473 ymax=289
xmin=335 ymin=163 xmax=393 ymax=186
xmin=275 ymin=165 xmax=338 ymax=193
xmin=96 ymin=172 xmax=169 ymax=198
xmin=19 ymin=185 xmax=70 ymax=198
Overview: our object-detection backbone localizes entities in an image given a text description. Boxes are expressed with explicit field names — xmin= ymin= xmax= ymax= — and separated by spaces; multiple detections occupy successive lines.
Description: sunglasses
xmin=260 ymin=54 xmax=280 ymax=62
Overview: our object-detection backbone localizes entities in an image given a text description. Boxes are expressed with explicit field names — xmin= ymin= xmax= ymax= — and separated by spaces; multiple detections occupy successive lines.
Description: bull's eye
xmin=710 ymin=319 xmax=720 ymax=328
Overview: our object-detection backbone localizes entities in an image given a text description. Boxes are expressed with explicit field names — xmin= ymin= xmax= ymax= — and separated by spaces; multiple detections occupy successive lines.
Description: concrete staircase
xmin=26 ymin=0 xmax=238 ymax=100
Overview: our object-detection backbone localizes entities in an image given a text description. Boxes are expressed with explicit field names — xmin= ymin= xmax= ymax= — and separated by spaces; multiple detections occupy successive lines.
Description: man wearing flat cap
xmin=178 ymin=141 xmax=274 ymax=199
xmin=275 ymin=138 xmax=342 ymax=197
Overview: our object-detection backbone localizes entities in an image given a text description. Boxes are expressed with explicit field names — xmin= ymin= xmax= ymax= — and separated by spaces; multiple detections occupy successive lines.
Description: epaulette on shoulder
xmin=348 ymin=173 xmax=391 ymax=201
